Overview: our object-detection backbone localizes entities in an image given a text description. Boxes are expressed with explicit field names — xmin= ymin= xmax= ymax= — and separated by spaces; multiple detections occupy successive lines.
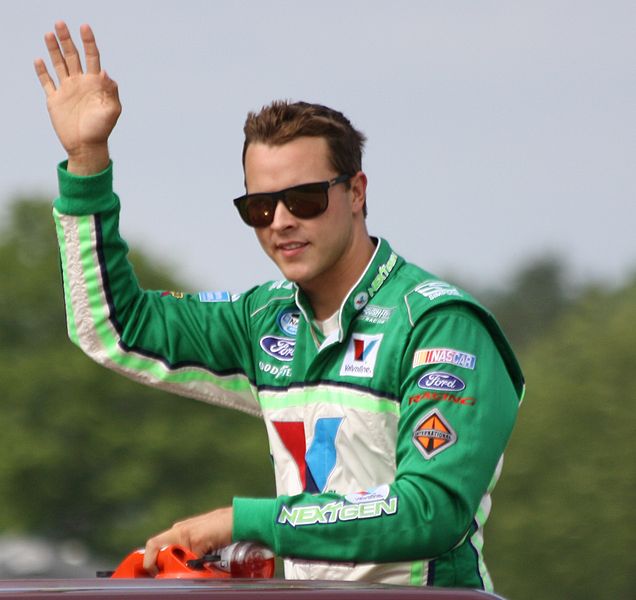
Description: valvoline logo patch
xmin=412 ymin=409 xmax=457 ymax=459
xmin=260 ymin=336 xmax=295 ymax=362
xmin=273 ymin=418 xmax=343 ymax=493
xmin=345 ymin=484 xmax=390 ymax=504
xmin=418 ymin=371 xmax=466 ymax=392
xmin=340 ymin=333 xmax=383 ymax=378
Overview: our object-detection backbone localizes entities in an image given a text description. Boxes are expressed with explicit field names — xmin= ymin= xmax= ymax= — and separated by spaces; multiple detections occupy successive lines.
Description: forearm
xmin=233 ymin=477 xmax=472 ymax=563
xmin=53 ymin=161 xmax=259 ymax=413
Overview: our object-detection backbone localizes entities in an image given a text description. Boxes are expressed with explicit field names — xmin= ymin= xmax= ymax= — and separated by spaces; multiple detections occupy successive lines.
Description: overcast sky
xmin=3 ymin=0 xmax=634 ymax=294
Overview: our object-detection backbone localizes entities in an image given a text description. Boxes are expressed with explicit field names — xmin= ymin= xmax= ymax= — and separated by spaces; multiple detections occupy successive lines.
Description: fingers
xmin=55 ymin=21 xmax=83 ymax=75
xmin=80 ymin=24 xmax=101 ymax=74
xmin=40 ymin=21 xmax=102 ymax=87
xmin=143 ymin=529 xmax=186 ymax=574
xmin=142 ymin=538 xmax=162 ymax=575
xmin=34 ymin=58 xmax=56 ymax=96
xmin=44 ymin=30 xmax=69 ymax=82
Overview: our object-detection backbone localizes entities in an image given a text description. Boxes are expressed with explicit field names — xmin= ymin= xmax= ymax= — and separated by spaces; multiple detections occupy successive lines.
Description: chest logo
xmin=358 ymin=305 xmax=394 ymax=325
xmin=260 ymin=336 xmax=295 ymax=362
xmin=273 ymin=417 xmax=343 ymax=493
xmin=277 ymin=308 xmax=300 ymax=336
xmin=412 ymin=409 xmax=457 ymax=459
xmin=340 ymin=333 xmax=383 ymax=378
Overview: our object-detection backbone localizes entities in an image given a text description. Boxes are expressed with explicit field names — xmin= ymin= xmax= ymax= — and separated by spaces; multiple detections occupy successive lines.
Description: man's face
xmin=244 ymin=137 xmax=363 ymax=292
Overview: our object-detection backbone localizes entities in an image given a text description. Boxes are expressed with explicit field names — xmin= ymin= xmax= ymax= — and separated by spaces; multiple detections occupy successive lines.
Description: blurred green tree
xmin=0 ymin=198 xmax=274 ymax=561
xmin=486 ymin=276 xmax=636 ymax=599
xmin=479 ymin=256 xmax=574 ymax=352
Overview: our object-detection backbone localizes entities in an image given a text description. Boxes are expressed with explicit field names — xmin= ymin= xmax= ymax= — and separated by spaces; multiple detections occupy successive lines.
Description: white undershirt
xmin=313 ymin=311 xmax=340 ymax=337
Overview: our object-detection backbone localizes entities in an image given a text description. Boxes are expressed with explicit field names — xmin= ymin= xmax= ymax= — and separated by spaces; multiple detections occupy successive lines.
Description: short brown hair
xmin=242 ymin=100 xmax=368 ymax=215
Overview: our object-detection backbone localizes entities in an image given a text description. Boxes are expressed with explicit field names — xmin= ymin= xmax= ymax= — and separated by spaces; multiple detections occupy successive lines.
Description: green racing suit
xmin=53 ymin=161 xmax=524 ymax=590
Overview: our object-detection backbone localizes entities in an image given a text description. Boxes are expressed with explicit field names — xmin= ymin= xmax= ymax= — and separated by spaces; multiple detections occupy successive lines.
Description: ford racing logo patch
xmin=418 ymin=371 xmax=466 ymax=392
xmin=260 ymin=336 xmax=296 ymax=362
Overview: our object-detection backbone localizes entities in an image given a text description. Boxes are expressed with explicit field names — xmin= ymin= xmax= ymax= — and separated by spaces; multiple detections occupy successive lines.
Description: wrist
xmin=67 ymin=144 xmax=111 ymax=176
xmin=55 ymin=159 xmax=117 ymax=216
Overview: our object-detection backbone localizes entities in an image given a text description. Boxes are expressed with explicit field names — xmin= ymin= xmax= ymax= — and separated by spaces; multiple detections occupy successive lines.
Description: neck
xmin=302 ymin=234 xmax=376 ymax=320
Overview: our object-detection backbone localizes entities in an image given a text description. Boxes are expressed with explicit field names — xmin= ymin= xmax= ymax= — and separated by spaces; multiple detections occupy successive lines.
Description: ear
xmin=350 ymin=171 xmax=368 ymax=215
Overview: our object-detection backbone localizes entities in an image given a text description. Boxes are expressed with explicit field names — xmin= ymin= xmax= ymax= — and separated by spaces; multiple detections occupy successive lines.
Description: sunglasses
xmin=233 ymin=174 xmax=352 ymax=227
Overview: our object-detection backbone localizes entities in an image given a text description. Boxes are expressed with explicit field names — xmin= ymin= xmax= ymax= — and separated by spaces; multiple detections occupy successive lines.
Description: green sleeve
xmin=233 ymin=305 xmax=519 ymax=561
xmin=53 ymin=161 xmax=260 ymax=416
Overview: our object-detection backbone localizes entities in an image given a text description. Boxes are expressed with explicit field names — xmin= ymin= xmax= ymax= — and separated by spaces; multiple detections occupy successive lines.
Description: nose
xmin=269 ymin=198 xmax=297 ymax=231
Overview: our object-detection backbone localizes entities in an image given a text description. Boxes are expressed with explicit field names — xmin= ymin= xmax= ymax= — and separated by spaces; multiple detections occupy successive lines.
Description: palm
xmin=47 ymin=72 xmax=120 ymax=153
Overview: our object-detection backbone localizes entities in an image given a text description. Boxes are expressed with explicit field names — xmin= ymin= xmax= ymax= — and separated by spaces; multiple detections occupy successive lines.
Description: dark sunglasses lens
xmin=284 ymin=184 xmax=328 ymax=219
xmin=236 ymin=182 xmax=329 ymax=227
xmin=241 ymin=195 xmax=275 ymax=227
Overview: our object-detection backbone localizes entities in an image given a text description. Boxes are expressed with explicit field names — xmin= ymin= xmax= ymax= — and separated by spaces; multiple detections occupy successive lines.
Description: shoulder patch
xmin=404 ymin=278 xmax=474 ymax=327
xmin=412 ymin=409 xmax=457 ymax=459
xmin=414 ymin=280 xmax=462 ymax=301
xmin=198 ymin=290 xmax=231 ymax=302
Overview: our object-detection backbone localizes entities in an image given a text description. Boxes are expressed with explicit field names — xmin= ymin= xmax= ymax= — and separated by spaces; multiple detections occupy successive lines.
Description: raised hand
xmin=35 ymin=22 xmax=121 ymax=175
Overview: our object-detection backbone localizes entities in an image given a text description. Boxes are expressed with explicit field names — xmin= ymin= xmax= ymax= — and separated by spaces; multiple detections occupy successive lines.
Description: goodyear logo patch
xmin=413 ymin=348 xmax=476 ymax=370
xmin=412 ymin=409 xmax=457 ymax=459
xmin=258 ymin=361 xmax=292 ymax=380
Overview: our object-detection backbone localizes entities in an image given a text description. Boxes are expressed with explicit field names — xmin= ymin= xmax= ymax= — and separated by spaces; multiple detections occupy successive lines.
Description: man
xmin=35 ymin=22 xmax=524 ymax=590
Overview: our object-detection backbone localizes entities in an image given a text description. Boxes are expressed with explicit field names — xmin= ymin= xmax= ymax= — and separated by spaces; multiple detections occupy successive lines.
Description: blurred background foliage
xmin=1 ymin=198 xmax=634 ymax=598
xmin=0 ymin=199 xmax=274 ymax=561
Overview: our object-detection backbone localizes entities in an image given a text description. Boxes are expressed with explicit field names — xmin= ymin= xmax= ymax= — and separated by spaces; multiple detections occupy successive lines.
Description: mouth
xmin=276 ymin=241 xmax=309 ymax=258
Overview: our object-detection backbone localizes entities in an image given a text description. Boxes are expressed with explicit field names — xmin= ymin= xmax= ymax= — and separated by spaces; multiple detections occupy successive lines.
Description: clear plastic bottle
xmin=212 ymin=542 xmax=275 ymax=579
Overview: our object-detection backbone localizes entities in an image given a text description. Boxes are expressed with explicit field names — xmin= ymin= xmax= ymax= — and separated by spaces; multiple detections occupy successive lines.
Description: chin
xmin=279 ymin=265 xmax=312 ymax=286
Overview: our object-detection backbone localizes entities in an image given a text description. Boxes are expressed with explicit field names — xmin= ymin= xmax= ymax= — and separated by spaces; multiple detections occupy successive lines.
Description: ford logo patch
xmin=260 ymin=336 xmax=296 ymax=362
xmin=418 ymin=371 xmax=466 ymax=392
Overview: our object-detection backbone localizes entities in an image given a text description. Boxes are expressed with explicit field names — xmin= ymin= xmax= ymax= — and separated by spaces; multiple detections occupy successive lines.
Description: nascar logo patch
xmin=412 ymin=347 xmax=476 ymax=370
